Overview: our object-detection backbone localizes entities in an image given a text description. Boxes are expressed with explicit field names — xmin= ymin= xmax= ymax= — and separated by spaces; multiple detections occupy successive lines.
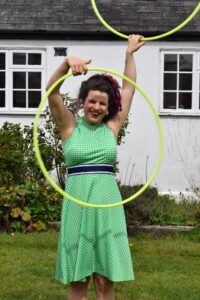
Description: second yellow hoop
xmin=91 ymin=0 xmax=200 ymax=41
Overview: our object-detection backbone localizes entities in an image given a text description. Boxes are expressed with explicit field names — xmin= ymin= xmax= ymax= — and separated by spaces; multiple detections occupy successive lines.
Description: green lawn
xmin=1 ymin=229 xmax=200 ymax=300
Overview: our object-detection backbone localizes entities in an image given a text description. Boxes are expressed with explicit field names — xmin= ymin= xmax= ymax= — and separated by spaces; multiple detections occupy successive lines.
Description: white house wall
xmin=0 ymin=39 xmax=200 ymax=197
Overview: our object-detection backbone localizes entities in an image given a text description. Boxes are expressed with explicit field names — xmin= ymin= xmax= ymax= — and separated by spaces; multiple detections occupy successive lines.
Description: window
xmin=0 ymin=50 xmax=45 ymax=113
xmin=0 ymin=53 xmax=6 ymax=108
xmin=160 ymin=50 xmax=200 ymax=114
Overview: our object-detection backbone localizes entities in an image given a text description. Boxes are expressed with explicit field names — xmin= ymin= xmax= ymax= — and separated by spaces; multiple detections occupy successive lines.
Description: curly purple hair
xmin=78 ymin=74 xmax=122 ymax=122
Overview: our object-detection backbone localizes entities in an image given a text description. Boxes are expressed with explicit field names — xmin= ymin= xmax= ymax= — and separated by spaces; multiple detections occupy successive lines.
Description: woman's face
xmin=83 ymin=90 xmax=109 ymax=124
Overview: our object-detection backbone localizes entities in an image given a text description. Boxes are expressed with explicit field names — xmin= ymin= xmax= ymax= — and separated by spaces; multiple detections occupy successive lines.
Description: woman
xmin=47 ymin=34 xmax=144 ymax=300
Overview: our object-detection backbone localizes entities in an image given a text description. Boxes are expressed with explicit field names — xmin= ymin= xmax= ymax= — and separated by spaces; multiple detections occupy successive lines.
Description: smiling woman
xmin=46 ymin=34 xmax=145 ymax=300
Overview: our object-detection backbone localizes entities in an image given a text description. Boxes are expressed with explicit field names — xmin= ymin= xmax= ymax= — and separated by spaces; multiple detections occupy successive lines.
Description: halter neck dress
xmin=55 ymin=117 xmax=134 ymax=284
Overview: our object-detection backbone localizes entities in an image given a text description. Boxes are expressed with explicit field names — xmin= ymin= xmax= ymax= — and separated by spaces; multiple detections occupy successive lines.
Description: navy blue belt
xmin=67 ymin=164 xmax=115 ymax=176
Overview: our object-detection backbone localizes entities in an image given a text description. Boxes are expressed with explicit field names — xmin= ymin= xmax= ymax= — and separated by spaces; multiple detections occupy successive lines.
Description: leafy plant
xmin=0 ymin=122 xmax=26 ymax=185
xmin=0 ymin=182 xmax=61 ymax=232
xmin=0 ymin=122 xmax=55 ymax=185
xmin=121 ymin=184 xmax=199 ymax=226
xmin=194 ymin=203 xmax=200 ymax=225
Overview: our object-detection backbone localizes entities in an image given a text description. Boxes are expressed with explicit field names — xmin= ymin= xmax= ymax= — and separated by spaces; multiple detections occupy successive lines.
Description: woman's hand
xmin=67 ymin=56 xmax=92 ymax=76
xmin=126 ymin=34 xmax=145 ymax=55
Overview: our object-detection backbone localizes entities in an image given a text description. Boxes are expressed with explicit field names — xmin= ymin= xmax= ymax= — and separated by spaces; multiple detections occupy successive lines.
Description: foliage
xmin=194 ymin=202 xmax=200 ymax=225
xmin=0 ymin=122 xmax=25 ymax=185
xmin=0 ymin=181 xmax=199 ymax=232
xmin=121 ymin=185 xmax=199 ymax=226
xmin=0 ymin=122 xmax=55 ymax=185
xmin=117 ymin=113 xmax=129 ymax=145
xmin=23 ymin=125 xmax=56 ymax=182
xmin=0 ymin=181 xmax=61 ymax=232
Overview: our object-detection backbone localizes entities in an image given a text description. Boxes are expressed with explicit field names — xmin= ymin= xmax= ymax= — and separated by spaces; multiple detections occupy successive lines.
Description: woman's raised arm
xmin=46 ymin=56 xmax=91 ymax=141
xmin=107 ymin=35 xmax=145 ymax=137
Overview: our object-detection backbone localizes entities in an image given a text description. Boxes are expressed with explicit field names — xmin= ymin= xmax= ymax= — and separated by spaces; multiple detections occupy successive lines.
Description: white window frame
xmin=0 ymin=48 xmax=46 ymax=114
xmin=197 ymin=52 xmax=200 ymax=111
xmin=160 ymin=49 xmax=200 ymax=116
xmin=0 ymin=50 xmax=8 ymax=112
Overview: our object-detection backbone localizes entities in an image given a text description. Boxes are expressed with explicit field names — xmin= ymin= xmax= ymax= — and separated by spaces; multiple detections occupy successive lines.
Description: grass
xmin=1 ymin=229 xmax=200 ymax=300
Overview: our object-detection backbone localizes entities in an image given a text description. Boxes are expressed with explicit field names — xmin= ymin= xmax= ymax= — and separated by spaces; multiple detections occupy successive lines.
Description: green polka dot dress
xmin=55 ymin=117 xmax=134 ymax=284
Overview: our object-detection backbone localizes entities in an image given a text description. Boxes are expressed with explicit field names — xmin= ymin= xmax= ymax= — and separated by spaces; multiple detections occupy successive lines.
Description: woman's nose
xmin=94 ymin=102 xmax=100 ymax=110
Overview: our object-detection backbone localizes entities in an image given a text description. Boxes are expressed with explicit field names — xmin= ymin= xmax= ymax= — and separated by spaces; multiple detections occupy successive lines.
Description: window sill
xmin=159 ymin=111 xmax=200 ymax=117
xmin=0 ymin=110 xmax=46 ymax=116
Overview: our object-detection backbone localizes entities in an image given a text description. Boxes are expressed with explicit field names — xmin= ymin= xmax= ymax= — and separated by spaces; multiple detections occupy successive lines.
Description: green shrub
xmin=194 ymin=203 xmax=200 ymax=225
xmin=0 ymin=181 xmax=61 ymax=232
xmin=121 ymin=185 xmax=198 ymax=226
xmin=0 ymin=122 xmax=56 ymax=185
xmin=1 ymin=182 xmax=199 ymax=232
xmin=0 ymin=122 xmax=26 ymax=185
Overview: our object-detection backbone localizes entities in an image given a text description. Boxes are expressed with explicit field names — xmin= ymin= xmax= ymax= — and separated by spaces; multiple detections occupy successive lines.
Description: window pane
xmin=179 ymin=93 xmax=192 ymax=109
xmin=28 ymin=91 xmax=41 ymax=108
xmin=0 ymin=91 xmax=5 ymax=107
xmin=0 ymin=53 xmax=5 ymax=70
xmin=0 ymin=72 xmax=5 ymax=88
xmin=179 ymin=74 xmax=192 ymax=90
xmin=180 ymin=54 xmax=193 ymax=72
xmin=164 ymin=73 xmax=177 ymax=90
xmin=28 ymin=72 xmax=41 ymax=89
xmin=13 ymin=91 xmax=26 ymax=107
xmin=163 ymin=92 xmax=177 ymax=109
xmin=13 ymin=72 xmax=26 ymax=89
xmin=13 ymin=53 xmax=26 ymax=65
xmin=164 ymin=54 xmax=177 ymax=71
xmin=28 ymin=53 xmax=41 ymax=65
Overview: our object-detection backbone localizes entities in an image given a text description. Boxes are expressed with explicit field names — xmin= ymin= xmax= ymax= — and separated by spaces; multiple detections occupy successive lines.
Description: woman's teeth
xmin=91 ymin=111 xmax=100 ymax=116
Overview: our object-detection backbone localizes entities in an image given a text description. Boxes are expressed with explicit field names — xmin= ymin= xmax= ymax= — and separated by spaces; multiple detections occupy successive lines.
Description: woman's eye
xmin=100 ymin=102 xmax=107 ymax=106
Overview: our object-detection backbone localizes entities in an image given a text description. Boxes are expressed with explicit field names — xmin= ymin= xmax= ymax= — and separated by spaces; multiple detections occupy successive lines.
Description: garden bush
xmin=0 ymin=122 xmax=55 ymax=185
xmin=0 ymin=182 xmax=199 ymax=232
xmin=121 ymin=185 xmax=199 ymax=226
xmin=194 ymin=202 xmax=200 ymax=225
xmin=0 ymin=181 xmax=61 ymax=232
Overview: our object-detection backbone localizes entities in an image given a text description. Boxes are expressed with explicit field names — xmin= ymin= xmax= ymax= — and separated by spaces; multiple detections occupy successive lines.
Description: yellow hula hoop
xmin=33 ymin=68 xmax=164 ymax=208
xmin=91 ymin=0 xmax=200 ymax=41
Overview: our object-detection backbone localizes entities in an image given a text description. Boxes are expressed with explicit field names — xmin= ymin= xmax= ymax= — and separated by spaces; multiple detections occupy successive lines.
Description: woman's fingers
xmin=71 ymin=64 xmax=79 ymax=76
xmin=83 ymin=59 xmax=91 ymax=75
xmin=71 ymin=58 xmax=91 ymax=76
xmin=127 ymin=34 xmax=145 ymax=53
xmin=85 ymin=59 xmax=92 ymax=65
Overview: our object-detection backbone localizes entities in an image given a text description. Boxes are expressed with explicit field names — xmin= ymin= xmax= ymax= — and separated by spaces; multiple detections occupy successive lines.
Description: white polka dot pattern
xmin=55 ymin=117 xmax=134 ymax=284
